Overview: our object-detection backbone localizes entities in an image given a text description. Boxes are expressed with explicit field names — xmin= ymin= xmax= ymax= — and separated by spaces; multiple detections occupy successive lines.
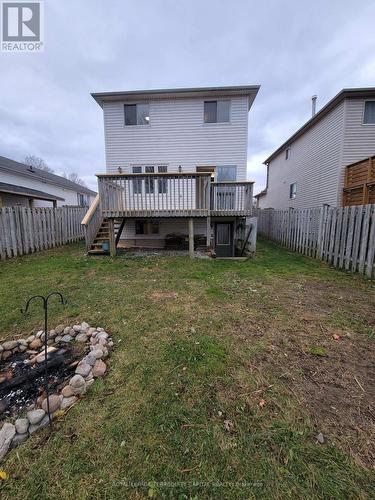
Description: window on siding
xmin=145 ymin=165 xmax=154 ymax=193
xmin=77 ymin=193 xmax=87 ymax=206
xmin=285 ymin=147 xmax=291 ymax=160
xmin=137 ymin=104 xmax=150 ymax=125
xmin=204 ymin=100 xmax=230 ymax=123
xmin=135 ymin=220 xmax=145 ymax=234
xmin=124 ymin=103 xmax=150 ymax=125
xmin=363 ymin=101 xmax=375 ymax=124
xmin=289 ymin=182 xmax=297 ymax=199
xmin=150 ymin=220 xmax=159 ymax=234
xmin=216 ymin=166 xmax=236 ymax=182
xmin=135 ymin=220 xmax=159 ymax=235
xmin=158 ymin=165 xmax=168 ymax=194
xmin=132 ymin=166 xmax=142 ymax=194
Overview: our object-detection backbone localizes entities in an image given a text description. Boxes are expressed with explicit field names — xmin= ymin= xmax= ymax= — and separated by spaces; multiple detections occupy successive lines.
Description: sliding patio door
xmin=216 ymin=166 xmax=236 ymax=210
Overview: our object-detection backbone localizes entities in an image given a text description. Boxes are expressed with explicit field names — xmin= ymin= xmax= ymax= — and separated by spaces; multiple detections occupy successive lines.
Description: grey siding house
xmin=85 ymin=85 xmax=259 ymax=257
xmin=257 ymin=88 xmax=375 ymax=209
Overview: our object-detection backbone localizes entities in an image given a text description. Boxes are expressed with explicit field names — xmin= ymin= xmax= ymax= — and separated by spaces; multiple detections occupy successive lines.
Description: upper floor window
xmin=204 ymin=100 xmax=230 ymax=123
xmin=363 ymin=101 xmax=375 ymax=124
xmin=124 ymin=103 xmax=150 ymax=126
xmin=289 ymin=182 xmax=297 ymax=199
xmin=285 ymin=147 xmax=291 ymax=160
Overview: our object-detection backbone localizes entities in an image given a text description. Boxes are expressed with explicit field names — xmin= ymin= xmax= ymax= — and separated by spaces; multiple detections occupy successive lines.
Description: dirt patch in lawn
xmin=226 ymin=275 xmax=375 ymax=469
xmin=151 ymin=291 xmax=179 ymax=300
xmin=258 ymin=323 xmax=375 ymax=469
xmin=294 ymin=336 xmax=375 ymax=469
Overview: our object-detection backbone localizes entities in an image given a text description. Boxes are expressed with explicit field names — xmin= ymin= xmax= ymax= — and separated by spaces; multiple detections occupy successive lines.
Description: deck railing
xmin=97 ymin=173 xmax=253 ymax=217
xmin=210 ymin=182 xmax=253 ymax=216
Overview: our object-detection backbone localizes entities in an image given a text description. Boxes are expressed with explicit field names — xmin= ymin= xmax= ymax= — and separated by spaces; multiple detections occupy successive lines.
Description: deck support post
xmin=206 ymin=216 xmax=211 ymax=248
xmin=108 ymin=219 xmax=116 ymax=257
xmin=115 ymin=218 xmax=126 ymax=247
xmin=188 ymin=218 xmax=194 ymax=258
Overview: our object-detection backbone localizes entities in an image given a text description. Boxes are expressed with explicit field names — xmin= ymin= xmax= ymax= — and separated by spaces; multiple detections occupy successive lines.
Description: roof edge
xmin=91 ymin=85 xmax=260 ymax=109
xmin=0 ymin=155 xmax=97 ymax=196
xmin=0 ymin=182 xmax=65 ymax=201
xmin=263 ymin=87 xmax=375 ymax=164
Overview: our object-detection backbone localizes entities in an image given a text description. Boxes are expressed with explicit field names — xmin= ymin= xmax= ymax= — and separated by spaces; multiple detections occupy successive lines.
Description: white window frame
xmin=203 ymin=100 xmax=231 ymax=125
xmin=130 ymin=165 xmax=168 ymax=195
xmin=289 ymin=182 xmax=297 ymax=199
xmin=362 ymin=100 xmax=375 ymax=126
xmin=77 ymin=193 xmax=87 ymax=206
xmin=124 ymin=103 xmax=150 ymax=126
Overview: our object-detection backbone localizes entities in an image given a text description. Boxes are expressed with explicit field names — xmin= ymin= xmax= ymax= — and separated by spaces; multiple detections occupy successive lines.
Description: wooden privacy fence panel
xmin=0 ymin=206 xmax=87 ymax=260
xmin=255 ymin=205 xmax=375 ymax=278
xmin=343 ymin=156 xmax=375 ymax=206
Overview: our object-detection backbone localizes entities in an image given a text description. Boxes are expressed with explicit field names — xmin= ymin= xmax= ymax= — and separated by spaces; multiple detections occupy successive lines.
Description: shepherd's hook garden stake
xmin=21 ymin=292 xmax=67 ymax=428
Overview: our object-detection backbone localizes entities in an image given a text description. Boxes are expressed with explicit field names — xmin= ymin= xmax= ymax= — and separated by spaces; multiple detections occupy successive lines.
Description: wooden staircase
xmin=87 ymin=218 xmax=124 ymax=255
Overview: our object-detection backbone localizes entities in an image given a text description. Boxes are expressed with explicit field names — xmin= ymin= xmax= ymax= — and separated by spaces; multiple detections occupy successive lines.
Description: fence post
xmin=365 ymin=204 xmax=375 ymax=278
xmin=317 ymin=206 xmax=325 ymax=260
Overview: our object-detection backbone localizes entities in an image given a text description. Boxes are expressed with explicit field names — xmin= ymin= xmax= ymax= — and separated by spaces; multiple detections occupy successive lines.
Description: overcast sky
xmin=0 ymin=0 xmax=374 ymax=193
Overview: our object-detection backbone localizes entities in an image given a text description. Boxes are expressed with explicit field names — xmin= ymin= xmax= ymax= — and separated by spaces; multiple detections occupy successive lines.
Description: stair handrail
xmin=81 ymin=194 xmax=100 ymax=226
xmin=81 ymin=195 xmax=102 ymax=251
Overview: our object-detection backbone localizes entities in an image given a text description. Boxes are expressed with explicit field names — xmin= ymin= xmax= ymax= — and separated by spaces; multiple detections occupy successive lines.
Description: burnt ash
xmin=0 ymin=345 xmax=84 ymax=420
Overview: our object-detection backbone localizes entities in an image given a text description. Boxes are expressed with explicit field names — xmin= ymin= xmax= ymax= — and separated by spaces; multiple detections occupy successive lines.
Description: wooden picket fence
xmin=0 ymin=206 xmax=87 ymax=260
xmin=255 ymin=205 xmax=375 ymax=278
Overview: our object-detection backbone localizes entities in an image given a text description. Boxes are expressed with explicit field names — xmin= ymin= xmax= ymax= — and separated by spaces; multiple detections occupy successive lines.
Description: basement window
xmin=289 ymin=182 xmax=297 ymax=199
xmin=135 ymin=220 xmax=159 ymax=235
xmin=363 ymin=101 xmax=375 ymax=124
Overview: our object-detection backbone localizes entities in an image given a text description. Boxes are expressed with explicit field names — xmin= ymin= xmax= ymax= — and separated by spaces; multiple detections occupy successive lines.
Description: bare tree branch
xmin=62 ymin=171 xmax=87 ymax=187
xmin=24 ymin=155 xmax=54 ymax=173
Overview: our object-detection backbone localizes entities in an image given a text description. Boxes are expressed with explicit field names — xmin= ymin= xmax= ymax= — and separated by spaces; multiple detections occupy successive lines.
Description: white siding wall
xmin=103 ymin=96 xmax=249 ymax=181
xmin=120 ymin=218 xmax=207 ymax=248
xmin=0 ymin=171 xmax=94 ymax=207
xmin=259 ymin=101 xmax=345 ymax=209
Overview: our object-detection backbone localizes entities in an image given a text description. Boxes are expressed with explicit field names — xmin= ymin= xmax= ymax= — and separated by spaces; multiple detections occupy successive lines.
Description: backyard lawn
xmin=0 ymin=240 xmax=374 ymax=498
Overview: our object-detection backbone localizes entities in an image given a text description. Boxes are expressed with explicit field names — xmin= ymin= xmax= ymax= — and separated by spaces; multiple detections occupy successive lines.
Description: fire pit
xmin=0 ymin=322 xmax=113 ymax=460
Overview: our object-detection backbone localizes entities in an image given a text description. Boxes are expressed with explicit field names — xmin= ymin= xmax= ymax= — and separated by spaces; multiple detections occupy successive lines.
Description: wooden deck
xmin=97 ymin=173 xmax=253 ymax=218
xmin=82 ymin=173 xmax=254 ymax=256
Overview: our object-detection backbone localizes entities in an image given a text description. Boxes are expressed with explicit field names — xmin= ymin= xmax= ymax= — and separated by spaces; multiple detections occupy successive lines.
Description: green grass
xmin=0 ymin=240 xmax=374 ymax=499
xmin=309 ymin=346 xmax=327 ymax=357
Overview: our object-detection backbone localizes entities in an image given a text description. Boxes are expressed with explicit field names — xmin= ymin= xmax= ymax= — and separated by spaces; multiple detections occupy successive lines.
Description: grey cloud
xmin=0 ymin=0 xmax=374 ymax=195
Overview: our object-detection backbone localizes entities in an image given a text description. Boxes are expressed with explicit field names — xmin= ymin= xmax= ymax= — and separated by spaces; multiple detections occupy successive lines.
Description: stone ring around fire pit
xmin=0 ymin=322 xmax=113 ymax=461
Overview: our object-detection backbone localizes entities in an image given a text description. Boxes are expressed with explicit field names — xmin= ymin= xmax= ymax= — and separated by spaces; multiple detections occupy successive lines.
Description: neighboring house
xmin=85 ymin=85 xmax=259 ymax=256
xmin=257 ymin=88 xmax=375 ymax=209
xmin=0 ymin=155 xmax=96 ymax=208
